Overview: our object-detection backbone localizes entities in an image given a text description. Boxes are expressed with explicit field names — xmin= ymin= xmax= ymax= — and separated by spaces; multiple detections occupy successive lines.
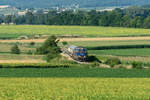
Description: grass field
xmin=68 ymin=40 xmax=150 ymax=47
xmin=89 ymin=48 xmax=150 ymax=57
xmin=0 ymin=68 xmax=150 ymax=100
xmin=1 ymin=25 xmax=150 ymax=38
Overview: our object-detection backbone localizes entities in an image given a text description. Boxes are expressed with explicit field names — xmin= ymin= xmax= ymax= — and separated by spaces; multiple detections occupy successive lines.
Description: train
xmin=67 ymin=45 xmax=88 ymax=61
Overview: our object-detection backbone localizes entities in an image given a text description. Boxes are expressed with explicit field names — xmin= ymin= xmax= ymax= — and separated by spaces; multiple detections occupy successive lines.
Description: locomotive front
xmin=68 ymin=46 xmax=88 ymax=61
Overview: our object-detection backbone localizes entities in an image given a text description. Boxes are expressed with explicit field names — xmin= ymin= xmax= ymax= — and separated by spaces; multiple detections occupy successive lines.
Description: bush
xmin=104 ymin=57 xmax=121 ymax=67
xmin=30 ymin=42 xmax=35 ymax=46
xmin=132 ymin=61 xmax=143 ymax=69
xmin=62 ymin=41 xmax=68 ymax=46
xmin=91 ymin=61 xmax=100 ymax=68
xmin=87 ymin=55 xmax=102 ymax=63
xmin=0 ymin=63 xmax=70 ymax=68
xmin=27 ymin=50 xmax=34 ymax=55
xmin=11 ymin=44 xmax=20 ymax=54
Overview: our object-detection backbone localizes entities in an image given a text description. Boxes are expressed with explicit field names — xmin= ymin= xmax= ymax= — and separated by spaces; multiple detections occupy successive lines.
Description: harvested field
xmin=1 ymin=36 xmax=150 ymax=43
xmin=0 ymin=60 xmax=45 ymax=63
xmin=0 ymin=54 xmax=44 ymax=63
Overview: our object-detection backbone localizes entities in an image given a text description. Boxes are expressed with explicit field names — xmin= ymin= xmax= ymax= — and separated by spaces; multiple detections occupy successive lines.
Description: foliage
xmin=27 ymin=50 xmax=34 ymax=55
xmin=36 ymin=36 xmax=60 ymax=54
xmin=11 ymin=44 xmax=20 ymax=54
xmin=87 ymin=55 xmax=101 ymax=63
xmin=37 ymin=35 xmax=61 ymax=62
xmin=62 ymin=41 xmax=68 ymax=46
xmin=132 ymin=61 xmax=143 ymax=69
xmin=44 ymin=47 xmax=61 ymax=62
xmin=104 ymin=57 xmax=121 ymax=67
xmin=30 ymin=42 xmax=35 ymax=46
xmin=91 ymin=61 xmax=100 ymax=68
xmin=2 ymin=7 xmax=150 ymax=29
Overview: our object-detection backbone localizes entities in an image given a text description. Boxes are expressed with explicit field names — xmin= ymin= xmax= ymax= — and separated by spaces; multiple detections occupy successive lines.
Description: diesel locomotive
xmin=67 ymin=45 xmax=88 ymax=61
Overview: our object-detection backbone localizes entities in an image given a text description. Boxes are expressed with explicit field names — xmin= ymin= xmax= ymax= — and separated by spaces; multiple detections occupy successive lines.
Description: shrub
xmin=91 ymin=61 xmax=100 ymax=68
xmin=132 ymin=61 xmax=143 ymax=69
xmin=11 ymin=44 xmax=20 ymax=54
xmin=30 ymin=42 xmax=35 ymax=46
xmin=87 ymin=55 xmax=102 ymax=63
xmin=27 ymin=50 xmax=34 ymax=55
xmin=0 ymin=63 xmax=70 ymax=68
xmin=62 ymin=41 xmax=68 ymax=46
xmin=104 ymin=57 xmax=121 ymax=67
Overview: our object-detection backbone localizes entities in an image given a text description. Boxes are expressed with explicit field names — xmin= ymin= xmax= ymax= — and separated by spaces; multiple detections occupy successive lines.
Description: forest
xmin=1 ymin=7 xmax=150 ymax=28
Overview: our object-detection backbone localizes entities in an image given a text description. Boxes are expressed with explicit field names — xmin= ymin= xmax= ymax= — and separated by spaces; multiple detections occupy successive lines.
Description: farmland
xmin=1 ymin=25 xmax=150 ymax=99
xmin=89 ymin=48 xmax=150 ymax=57
xmin=1 ymin=78 xmax=150 ymax=100
xmin=0 ymin=68 xmax=150 ymax=99
xmin=1 ymin=25 xmax=150 ymax=39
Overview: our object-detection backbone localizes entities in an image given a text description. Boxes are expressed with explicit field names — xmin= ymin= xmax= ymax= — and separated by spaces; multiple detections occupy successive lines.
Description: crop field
xmin=0 ymin=25 xmax=150 ymax=99
xmin=68 ymin=40 xmax=150 ymax=47
xmin=89 ymin=48 xmax=150 ymax=57
xmin=0 ymin=78 xmax=150 ymax=100
xmin=0 ymin=68 xmax=150 ymax=100
xmin=1 ymin=25 xmax=150 ymax=38
xmin=0 ymin=43 xmax=36 ymax=53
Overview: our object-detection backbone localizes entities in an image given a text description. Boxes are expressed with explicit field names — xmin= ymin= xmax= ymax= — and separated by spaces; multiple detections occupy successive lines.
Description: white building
xmin=0 ymin=5 xmax=10 ymax=9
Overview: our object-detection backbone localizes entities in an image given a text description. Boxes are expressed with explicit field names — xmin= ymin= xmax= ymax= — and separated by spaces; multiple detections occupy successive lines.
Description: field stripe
xmin=1 ymin=36 xmax=150 ymax=43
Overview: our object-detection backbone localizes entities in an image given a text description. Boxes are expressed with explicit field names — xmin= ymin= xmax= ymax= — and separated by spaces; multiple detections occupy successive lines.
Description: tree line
xmin=1 ymin=6 xmax=150 ymax=28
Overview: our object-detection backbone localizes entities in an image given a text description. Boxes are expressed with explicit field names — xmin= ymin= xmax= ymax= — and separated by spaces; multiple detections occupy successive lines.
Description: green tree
xmin=143 ymin=16 xmax=150 ymax=28
xmin=36 ymin=35 xmax=61 ymax=62
xmin=26 ymin=11 xmax=34 ymax=24
xmin=11 ymin=44 xmax=20 ymax=54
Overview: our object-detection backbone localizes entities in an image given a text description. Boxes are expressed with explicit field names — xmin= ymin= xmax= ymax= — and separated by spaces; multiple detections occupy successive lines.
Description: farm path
xmin=1 ymin=36 xmax=150 ymax=43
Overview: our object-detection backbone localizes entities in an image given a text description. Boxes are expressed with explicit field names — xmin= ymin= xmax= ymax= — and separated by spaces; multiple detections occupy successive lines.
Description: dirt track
xmin=1 ymin=36 xmax=150 ymax=43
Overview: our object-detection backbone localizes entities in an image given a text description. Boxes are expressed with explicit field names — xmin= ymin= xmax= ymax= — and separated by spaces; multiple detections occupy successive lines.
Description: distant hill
xmin=0 ymin=0 xmax=150 ymax=8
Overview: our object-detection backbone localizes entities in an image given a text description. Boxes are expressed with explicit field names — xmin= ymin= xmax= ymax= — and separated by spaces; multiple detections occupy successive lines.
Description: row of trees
xmin=1 ymin=7 xmax=150 ymax=28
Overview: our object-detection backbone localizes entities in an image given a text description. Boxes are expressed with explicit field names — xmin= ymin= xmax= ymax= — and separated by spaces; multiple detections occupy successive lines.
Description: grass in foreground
xmin=1 ymin=25 xmax=150 ymax=38
xmin=0 ymin=78 xmax=150 ymax=100
xmin=0 ymin=68 xmax=150 ymax=100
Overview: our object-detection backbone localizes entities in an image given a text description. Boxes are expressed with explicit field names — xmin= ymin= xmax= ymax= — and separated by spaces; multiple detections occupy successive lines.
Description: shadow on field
xmin=0 ymin=68 xmax=150 ymax=78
